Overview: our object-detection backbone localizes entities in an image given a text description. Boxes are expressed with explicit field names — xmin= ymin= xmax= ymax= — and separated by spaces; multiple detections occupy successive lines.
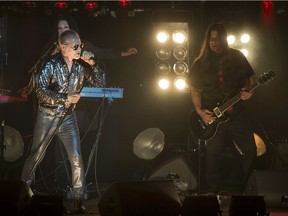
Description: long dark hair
xmin=196 ymin=23 xmax=228 ymax=65
xmin=50 ymin=16 xmax=79 ymax=42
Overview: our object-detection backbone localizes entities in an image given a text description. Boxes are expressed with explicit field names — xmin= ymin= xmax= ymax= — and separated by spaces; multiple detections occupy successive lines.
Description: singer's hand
xmin=81 ymin=51 xmax=95 ymax=65
xmin=67 ymin=93 xmax=80 ymax=104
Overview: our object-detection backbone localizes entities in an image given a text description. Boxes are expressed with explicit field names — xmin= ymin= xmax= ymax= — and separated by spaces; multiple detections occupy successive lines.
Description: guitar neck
xmin=218 ymin=81 xmax=260 ymax=114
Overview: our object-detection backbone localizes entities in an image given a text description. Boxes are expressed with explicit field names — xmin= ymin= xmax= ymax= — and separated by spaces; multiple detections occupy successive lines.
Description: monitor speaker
xmin=146 ymin=154 xmax=197 ymax=191
xmin=245 ymin=169 xmax=288 ymax=208
xmin=98 ymin=180 xmax=181 ymax=216
xmin=0 ymin=180 xmax=33 ymax=216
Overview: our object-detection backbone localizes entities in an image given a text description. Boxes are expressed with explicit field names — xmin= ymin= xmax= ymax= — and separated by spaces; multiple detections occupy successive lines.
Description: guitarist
xmin=188 ymin=23 xmax=257 ymax=195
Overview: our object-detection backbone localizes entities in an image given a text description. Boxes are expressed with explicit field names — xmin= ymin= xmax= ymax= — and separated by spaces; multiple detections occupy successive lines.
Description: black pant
xmin=205 ymin=111 xmax=257 ymax=193
xmin=21 ymin=110 xmax=85 ymax=199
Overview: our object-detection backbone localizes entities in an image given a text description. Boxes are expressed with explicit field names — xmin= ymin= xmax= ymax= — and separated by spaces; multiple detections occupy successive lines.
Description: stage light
xmin=156 ymin=47 xmax=171 ymax=60
xmin=227 ymin=35 xmax=236 ymax=45
xmin=156 ymin=62 xmax=171 ymax=75
xmin=153 ymin=22 xmax=189 ymax=92
xmin=240 ymin=33 xmax=250 ymax=43
xmin=156 ymin=31 xmax=169 ymax=43
xmin=263 ymin=0 xmax=273 ymax=12
xmin=172 ymin=31 xmax=187 ymax=44
xmin=22 ymin=1 xmax=36 ymax=8
xmin=240 ymin=48 xmax=248 ymax=57
xmin=54 ymin=1 xmax=68 ymax=10
xmin=133 ymin=128 xmax=165 ymax=160
xmin=158 ymin=78 xmax=170 ymax=90
xmin=119 ymin=0 xmax=131 ymax=8
xmin=174 ymin=78 xmax=187 ymax=90
xmin=227 ymin=29 xmax=254 ymax=61
xmin=262 ymin=1 xmax=273 ymax=25
xmin=173 ymin=61 xmax=188 ymax=75
xmin=173 ymin=47 xmax=187 ymax=60
xmin=84 ymin=1 xmax=98 ymax=12
xmin=21 ymin=1 xmax=37 ymax=13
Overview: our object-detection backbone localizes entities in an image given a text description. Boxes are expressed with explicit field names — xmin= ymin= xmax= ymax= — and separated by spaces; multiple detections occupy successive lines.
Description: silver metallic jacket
xmin=36 ymin=52 xmax=106 ymax=116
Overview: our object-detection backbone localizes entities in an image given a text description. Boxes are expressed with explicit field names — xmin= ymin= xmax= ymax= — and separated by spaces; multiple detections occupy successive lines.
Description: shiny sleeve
xmin=35 ymin=61 xmax=68 ymax=106
xmin=84 ymin=64 xmax=106 ymax=88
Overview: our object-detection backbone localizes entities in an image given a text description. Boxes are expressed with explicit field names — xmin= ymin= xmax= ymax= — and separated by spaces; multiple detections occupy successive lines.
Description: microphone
xmin=82 ymin=51 xmax=95 ymax=60
xmin=88 ymin=56 xmax=97 ymax=62
xmin=81 ymin=51 xmax=98 ymax=66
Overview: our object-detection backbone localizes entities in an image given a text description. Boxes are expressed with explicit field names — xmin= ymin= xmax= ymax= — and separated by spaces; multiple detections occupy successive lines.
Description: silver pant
xmin=21 ymin=110 xmax=85 ymax=199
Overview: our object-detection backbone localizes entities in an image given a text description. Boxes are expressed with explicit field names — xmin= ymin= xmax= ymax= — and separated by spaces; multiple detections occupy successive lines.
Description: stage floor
xmin=2 ymin=180 xmax=287 ymax=216
xmin=63 ymin=197 xmax=288 ymax=216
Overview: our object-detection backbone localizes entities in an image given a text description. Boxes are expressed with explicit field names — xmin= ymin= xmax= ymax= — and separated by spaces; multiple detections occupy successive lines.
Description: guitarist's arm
xmin=240 ymin=78 xmax=254 ymax=101
xmin=191 ymin=87 xmax=215 ymax=124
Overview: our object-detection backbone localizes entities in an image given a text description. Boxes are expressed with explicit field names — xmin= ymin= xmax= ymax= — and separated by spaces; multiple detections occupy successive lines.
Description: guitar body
xmin=189 ymin=110 xmax=229 ymax=141
xmin=189 ymin=70 xmax=275 ymax=141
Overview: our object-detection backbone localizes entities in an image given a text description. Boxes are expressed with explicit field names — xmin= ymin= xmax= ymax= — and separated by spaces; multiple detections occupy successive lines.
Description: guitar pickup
xmin=213 ymin=107 xmax=223 ymax=117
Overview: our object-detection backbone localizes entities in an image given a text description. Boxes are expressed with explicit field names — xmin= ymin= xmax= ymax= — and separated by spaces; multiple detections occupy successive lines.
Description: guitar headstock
xmin=258 ymin=70 xmax=275 ymax=84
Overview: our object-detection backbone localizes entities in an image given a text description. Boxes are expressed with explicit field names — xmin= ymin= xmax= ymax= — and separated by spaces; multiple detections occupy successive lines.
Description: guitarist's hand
xmin=241 ymin=88 xmax=253 ymax=101
xmin=197 ymin=109 xmax=215 ymax=124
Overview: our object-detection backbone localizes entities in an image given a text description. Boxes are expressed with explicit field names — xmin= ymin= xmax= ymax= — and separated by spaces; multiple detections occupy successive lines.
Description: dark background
xmin=1 ymin=1 xmax=288 ymax=192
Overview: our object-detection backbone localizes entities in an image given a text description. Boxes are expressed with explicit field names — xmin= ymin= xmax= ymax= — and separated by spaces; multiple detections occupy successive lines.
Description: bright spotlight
xmin=156 ymin=31 xmax=169 ymax=43
xmin=158 ymin=78 xmax=170 ymax=89
xmin=174 ymin=78 xmax=186 ymax=90
xmin=153 ymin=22 xmax=189 ymax=93
xmin=240 ymin=48 xmax=248 ymax=57
xmin=240 ymin=34 xmax=250 ymax=43
xmin=172 ymin=31 xmax=187 ymax=44
xmin=227 ymin=35 xmax=236 ymax=45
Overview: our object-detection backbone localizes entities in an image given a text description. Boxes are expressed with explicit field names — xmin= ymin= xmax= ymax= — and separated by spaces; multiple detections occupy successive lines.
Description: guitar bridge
xmin=213 ymin=107 xmax=222 ymax=117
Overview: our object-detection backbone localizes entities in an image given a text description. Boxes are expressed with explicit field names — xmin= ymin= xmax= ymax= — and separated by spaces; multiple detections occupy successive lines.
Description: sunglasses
xmin=71 ymin=43 xmax=84 ymax=50
xmin=64 ymin=43 xmax=84 ymax=50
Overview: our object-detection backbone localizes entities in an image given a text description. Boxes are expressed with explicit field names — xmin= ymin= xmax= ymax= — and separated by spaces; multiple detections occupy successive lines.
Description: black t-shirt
xmin=189 ymin=48 xmax=255 ymax=110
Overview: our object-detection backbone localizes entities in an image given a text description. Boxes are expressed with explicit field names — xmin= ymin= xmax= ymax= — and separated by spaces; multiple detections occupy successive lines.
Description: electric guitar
xmin=189 ymin=70 xmax=275 ymax=141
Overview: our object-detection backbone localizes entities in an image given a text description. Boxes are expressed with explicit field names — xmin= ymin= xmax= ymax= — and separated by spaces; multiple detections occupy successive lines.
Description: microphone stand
xmin=0 ymin=121 xmax=5 ymax=179
xmin=197 ymin=138 xmax=206 ymax=194
xmin=29 ymin=42 xmax=57 ymax=96
xmin=0 ymin=121 xmax=4 ymax=162
xmin=24 ymin=62 xmax=97 ymax=183
xmin=28 ymin=42 xmax=56 ymax=75
xmin=84 ymin=96 xmax=113 ymax=197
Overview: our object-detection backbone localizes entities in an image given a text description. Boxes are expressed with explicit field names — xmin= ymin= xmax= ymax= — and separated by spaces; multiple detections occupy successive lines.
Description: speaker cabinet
xmin=28 ymin=195 xmax=65 ymax=216
xmin=98 ymin=180 xmax=181 ymax=216
xmin=181 ymin=195 xmax=221 ymax=216
xmin=245 ymin=170 xmax=288 ymax=208
xmin=229 ymin=196 xmax=267 ymax=216
xmin=146 ymin=154 xmax=197 ymax=191
xmin=0 ymin=180 xmax=33 ymax=216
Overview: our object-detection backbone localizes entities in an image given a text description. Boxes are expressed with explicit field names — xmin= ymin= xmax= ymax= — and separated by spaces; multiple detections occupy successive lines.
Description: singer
xmin=17 ymin=15 xmax=137 ymax=201
xmin=20 ymin=30 xmax=105 ymax=213
xmin=18 ymin=16 xmax=137 ymax=99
